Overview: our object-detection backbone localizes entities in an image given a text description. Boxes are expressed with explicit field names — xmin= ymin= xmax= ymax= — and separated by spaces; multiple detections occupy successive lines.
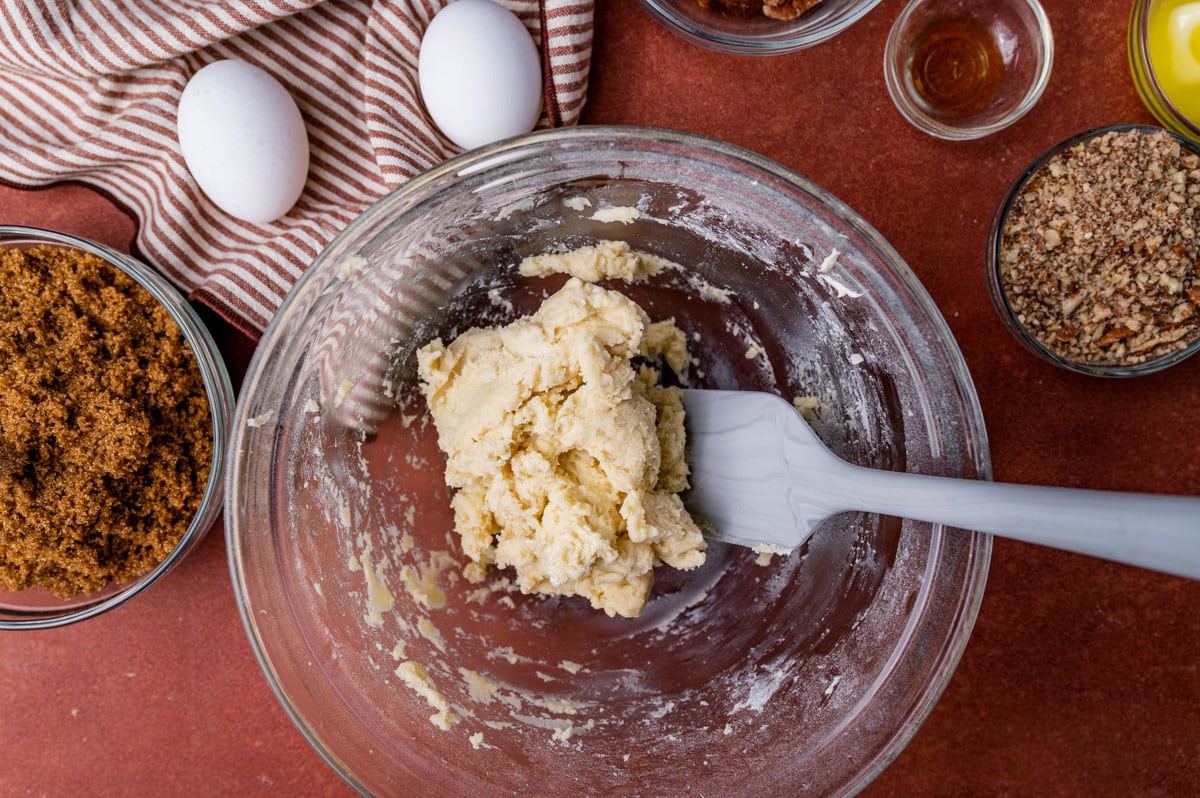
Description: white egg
xmin=418 ymin=0 xmax=543 ymax=151
xmin=176 ymin=60 xmax=310 ymax=224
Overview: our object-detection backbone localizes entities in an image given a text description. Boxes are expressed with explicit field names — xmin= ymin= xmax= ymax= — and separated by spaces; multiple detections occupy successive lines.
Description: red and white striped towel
xmin=0 ymin=1 xmax=594 ymax=335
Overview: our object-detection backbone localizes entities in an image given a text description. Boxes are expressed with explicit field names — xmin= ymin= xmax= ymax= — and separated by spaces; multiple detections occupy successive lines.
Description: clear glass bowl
xmin=884 ymin=0 xmax=1053 ymax=140
xmin=985 ymin=124 xmax=1200 ymax=377
xmin=634 ymin=0 xmax=882 ymax=55
xmin=1128 ymin=0 xmax=1200 ymax=143
xmin=227 ymin=126 xmax=991 ymax=796
xmin=0 ymin=226 xmax=234 ymax=629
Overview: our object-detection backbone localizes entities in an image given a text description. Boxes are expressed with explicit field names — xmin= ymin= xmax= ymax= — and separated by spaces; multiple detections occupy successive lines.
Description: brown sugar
xmin=0 ymin=245 xmax=213 ymax=597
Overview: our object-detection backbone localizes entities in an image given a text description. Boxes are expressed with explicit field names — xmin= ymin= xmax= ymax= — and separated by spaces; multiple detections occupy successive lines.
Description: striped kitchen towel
xmin=0 ymin=0 xmax=594 ymax=335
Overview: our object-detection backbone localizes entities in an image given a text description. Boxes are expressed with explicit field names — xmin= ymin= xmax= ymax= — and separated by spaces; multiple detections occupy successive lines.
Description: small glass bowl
xmin=1128 ymin=0 xmax=1200 ymax=144
xmin=0 ymin=226 xmax=235 ymax=629
xmin=985 ymin=124 xmax=1200 ymax=377
xmin=884 ymin=0 xmax=1053 ymax=140
xmin=634 ymin=0 xmax=883 ymax=55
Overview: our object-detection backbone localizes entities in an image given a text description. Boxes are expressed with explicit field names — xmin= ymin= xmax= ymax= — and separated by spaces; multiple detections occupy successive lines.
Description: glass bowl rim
xmin=0 ymin=224 xmax=235 ymax=630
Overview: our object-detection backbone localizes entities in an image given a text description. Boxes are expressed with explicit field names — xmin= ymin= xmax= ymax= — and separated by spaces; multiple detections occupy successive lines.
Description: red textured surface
xmin=1 ymin=1 xmax=1198 ymax=795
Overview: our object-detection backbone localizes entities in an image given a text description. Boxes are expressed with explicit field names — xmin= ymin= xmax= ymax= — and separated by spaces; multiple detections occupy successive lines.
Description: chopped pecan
xmin=998 ymin=129 xmax=1200 ymax=366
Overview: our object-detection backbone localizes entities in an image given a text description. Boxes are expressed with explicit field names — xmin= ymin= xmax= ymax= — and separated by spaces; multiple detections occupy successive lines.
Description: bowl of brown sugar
xmin=987 ymin=125 xmax=1200 ymax=376
xmin=0 ymin=226 xmax=234 ymax=629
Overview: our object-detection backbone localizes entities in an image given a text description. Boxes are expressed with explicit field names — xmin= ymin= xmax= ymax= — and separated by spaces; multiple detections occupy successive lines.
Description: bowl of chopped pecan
xmin=986 ymin=124 xmax=1200 ymax=376
xmin=634 ymin=0 xmax=883 ymax=54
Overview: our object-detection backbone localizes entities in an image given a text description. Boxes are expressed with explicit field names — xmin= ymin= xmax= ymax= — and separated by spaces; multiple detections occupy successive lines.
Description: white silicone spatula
xmin=680 ymin=389 xmax=1200 ymax=580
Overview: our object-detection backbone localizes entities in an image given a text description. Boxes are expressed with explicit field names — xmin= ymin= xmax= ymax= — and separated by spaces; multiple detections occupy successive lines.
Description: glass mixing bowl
xmin=0 ymin=226 xmax=234 ymax=629
xmin=227 ymin=126 xmax=991 ymax=796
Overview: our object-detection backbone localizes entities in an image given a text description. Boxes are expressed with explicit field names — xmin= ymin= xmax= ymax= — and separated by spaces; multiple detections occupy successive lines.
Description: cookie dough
xmin=417 ymin=273 xmax=705 ymax=618
xmin=518 ymin=239 xmax=667 ymax=283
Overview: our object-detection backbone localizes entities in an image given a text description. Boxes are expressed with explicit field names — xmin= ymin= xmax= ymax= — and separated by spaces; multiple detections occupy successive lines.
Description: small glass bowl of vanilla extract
xmin=884 ymin=0 xmax=1054 ymax=140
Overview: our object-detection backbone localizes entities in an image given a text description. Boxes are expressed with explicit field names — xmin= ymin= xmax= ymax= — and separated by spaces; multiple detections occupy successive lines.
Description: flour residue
xmin=731 ymin=665 xmax=792 ymax=715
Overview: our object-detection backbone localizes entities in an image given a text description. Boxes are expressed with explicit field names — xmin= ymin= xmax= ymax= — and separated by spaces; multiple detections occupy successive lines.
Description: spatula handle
xmin=844 ymin=464 xmax=1200 ymax=579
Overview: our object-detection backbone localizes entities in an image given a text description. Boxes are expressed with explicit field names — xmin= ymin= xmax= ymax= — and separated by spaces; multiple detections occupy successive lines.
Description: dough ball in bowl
xmin=227 ymin=127 xmax=990 ymax=796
